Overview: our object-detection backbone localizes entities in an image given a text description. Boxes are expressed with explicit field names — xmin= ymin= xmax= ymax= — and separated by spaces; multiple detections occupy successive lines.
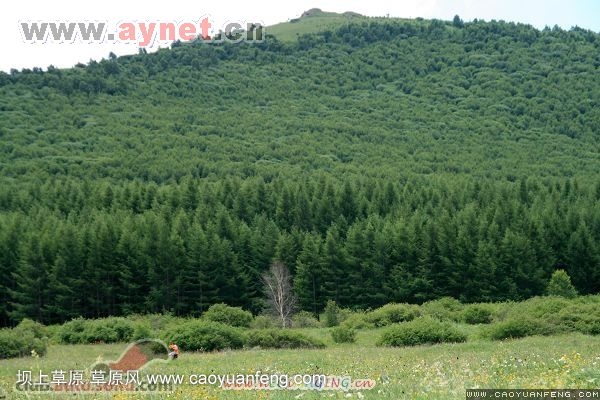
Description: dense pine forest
xmin=1 ymin=14 xmax=599 ymax=326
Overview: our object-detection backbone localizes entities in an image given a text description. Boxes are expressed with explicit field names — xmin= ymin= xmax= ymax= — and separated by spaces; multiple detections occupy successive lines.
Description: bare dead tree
xmin=262 ymin=261 xmax=297 ymax=328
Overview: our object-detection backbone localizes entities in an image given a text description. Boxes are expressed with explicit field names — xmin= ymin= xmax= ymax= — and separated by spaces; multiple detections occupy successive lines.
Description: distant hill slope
xmin=0 ymin=15 xmax=598 ymax=182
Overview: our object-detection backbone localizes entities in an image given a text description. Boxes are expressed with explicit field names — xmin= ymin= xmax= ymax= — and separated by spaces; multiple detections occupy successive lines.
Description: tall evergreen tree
xmin=0 ymin=215 xmax=22 ymax=326
xmin=10 ymin=233 xmax=52 ymax=323
xmin=294 ymin=234 xmax=323 ymax=316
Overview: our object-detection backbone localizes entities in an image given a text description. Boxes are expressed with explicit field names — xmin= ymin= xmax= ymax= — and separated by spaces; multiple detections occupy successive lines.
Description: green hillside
xmin=0 ymin=14 xmax=599 ymax=325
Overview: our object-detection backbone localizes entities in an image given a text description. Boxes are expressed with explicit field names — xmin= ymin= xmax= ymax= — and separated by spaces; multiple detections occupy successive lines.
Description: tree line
xmin=1 ymin=175 xmax=598 ymax=326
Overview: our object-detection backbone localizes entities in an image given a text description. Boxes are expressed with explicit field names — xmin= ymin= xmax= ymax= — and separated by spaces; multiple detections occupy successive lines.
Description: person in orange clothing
xmin=168 ymin=342 xmax=179 ymax=359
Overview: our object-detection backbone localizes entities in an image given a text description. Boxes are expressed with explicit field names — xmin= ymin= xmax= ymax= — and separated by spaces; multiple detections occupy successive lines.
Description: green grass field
xmin=1 ymin=329 xmax=599 ymax=399
xmin=266 ymin=8 xmax=415 ymax=42
xmin=267 ymin=9 xmax=364 ymax=42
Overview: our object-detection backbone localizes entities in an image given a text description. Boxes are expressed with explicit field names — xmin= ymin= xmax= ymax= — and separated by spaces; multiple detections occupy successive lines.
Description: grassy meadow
xmin=1 ymin=332 xmax=599 ymax=399
xmin=267 ymin=9 xmax=366 ymax=41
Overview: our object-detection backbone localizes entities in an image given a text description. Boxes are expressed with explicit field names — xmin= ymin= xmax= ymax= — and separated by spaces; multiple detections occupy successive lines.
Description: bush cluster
xmin=484 ymin=317 xmax=550 ymax=340
xmin=482 ymin=296 xmax=600 ymax=340
xmin=164 ymin=320 xmax=245 ymax=351
xmin=7 ymin=295 xmax=600 ymax=360
xmin=364 ymin=303 xmax=421 ymax=327
xmin=323 ymin=300 xmax=341 ymax=327
xmin=331 ymin=325 xmax=357 ymax=343
xmin=377 ymin=316 xmax=467 ymax=347
xmin=556 ymin=301 xmax=600 ymax=335
xmin=202 ymin=303 xmax=253 ymax=328
xmin=292 ymin=311 xmax=321 ymax=328
xmin=0 ymin=319 xmax=48 ymax=359
xmin=246 ymin=329 xmax=325 ymax=349
xmin=165 ymin=320 xmax=324 ymax=351
xmin=58 ymin=317 xmax=135 ymax=344
xmin=421 ymin=297 xmax=464 ymax=322
xmin=251 ymin=315 xmax=278 ymax=329
xmin=461 ymin=305 xmax=493 ymax=324
xmin=340 ymin=312 xmax=374 ymax=329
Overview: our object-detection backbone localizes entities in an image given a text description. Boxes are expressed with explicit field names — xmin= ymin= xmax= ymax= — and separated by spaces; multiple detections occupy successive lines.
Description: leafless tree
xmin=262 ymin=261 xmax=297 ymax=328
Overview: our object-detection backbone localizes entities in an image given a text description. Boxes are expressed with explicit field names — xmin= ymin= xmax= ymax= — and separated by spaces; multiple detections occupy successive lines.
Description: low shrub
xmin=132 ymin=321 xmax=154 ymax=340
xmin=481 ymin=296 xmax=600 ymax=340
xmin=292 ymin=311 xmax=321 ymax=328
xmin=462 ymin=305 xmax=493 ymax=324
xmin=164 ymin=320 xmax=244 ymax=351
xmin=132 ymin=313 xmax=182 ymax=334
xmin=44 ymin=324 xmax=62 ymax=343
xmin=87 ymin=317 xmax=135 ymax=343
xmin=57 ymin=317 xmax=135 ymax=344
xmin=331 ymin=325 xmax=356 ymax=343
xmin=15 ymin=319 xmax=48 ymax=339
xmin=251 ymin=315 xmax=278 ymax=329
xmin=553 ymin=303 xmax=600 ymax=335
xmin=575 ymin=315 xmax=600 ymax=335
xmin=337 ymin=308 xmax=356 ymax=323
xmin=136 ymin=313 xmax=182 ymax=333
xmin=323 ymin=300 xmax=341 ymax=327
xmin=0 ymin=329 xmax=46 ymax=358
xmin=517 ymin=296 xmax=571 ymax=320
xmin=0 ymin=319 xmax=48 ymax=359
xmin=341 ymin=312 xmax=374 ymax=329
xmin=365 ymin=303 xmax=421 ymax=327
xmin=57 ymin=318 xmax=88 ymax=344
xmin=245 ymin=329 xmax=325 ymax=349
xmin=483 ymin=317 xmax=553 ymax=340
xmin=377 ymin=316 xmax=466 ymax=347
xmin=421 ymin=297 xmax=463 ymax=322
xmin=486 ymin=301 xmax=513 ymax=321
xmin=0 ymin=329 xmax=21 ymax=358
xmin=202 ymin=303 xmax=253 ymax=328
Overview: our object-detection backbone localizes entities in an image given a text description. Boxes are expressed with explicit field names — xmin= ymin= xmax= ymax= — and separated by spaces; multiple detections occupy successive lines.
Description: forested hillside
xmin=1 ymin=14 xmax=599 ymax=326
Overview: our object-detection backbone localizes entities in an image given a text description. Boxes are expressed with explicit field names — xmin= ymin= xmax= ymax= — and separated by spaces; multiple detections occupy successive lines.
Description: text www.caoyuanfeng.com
xmin=16 ymin=369 xmax=375 ymax=392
